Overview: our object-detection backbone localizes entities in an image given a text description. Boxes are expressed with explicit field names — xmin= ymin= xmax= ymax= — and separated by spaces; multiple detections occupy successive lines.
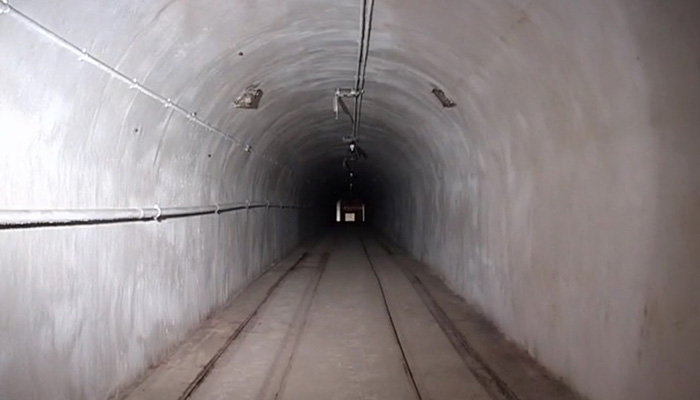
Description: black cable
xmin=359 ymin=0 xmax=375 ymax=91
xmin=352 ymin=0 xmax=368 ymax=139
xmin=355 ymin=0 xmax=368 ymax=93
xmin=354 ymin=0 xmax=376 ymax=141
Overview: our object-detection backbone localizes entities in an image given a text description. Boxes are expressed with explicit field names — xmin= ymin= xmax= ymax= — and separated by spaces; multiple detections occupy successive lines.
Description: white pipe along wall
xmin=1 ymin=0 xmax=699 ymax=399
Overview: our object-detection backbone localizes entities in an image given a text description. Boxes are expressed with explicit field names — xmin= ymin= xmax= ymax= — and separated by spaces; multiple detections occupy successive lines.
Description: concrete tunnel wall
xmin=1 ymin=0 xmax=699 ymax=399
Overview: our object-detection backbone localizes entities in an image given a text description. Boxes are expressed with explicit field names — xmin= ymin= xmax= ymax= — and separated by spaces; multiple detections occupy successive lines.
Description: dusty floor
xmin=122 ymin=227 xmax=582 ymax=400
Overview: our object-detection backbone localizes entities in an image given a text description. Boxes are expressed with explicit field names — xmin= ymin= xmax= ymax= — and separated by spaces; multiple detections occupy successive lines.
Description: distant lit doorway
xmin=336 ymin=199 xmax=365 ymax=222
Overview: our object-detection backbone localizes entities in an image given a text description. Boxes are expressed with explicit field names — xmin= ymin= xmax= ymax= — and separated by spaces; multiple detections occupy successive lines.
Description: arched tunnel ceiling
xmin=2 ymin=1 xmax=700 ymax=400
xmin=11 ymin=0 xmax=495 ymax=205
xmin=186 ymin=0 xmax=484 ymax=202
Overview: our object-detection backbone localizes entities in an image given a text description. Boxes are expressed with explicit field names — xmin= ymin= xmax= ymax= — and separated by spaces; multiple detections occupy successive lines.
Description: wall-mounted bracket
xmin=432 ymin=87 xmax=456 ymax=108
xmin=334 ymin=88 xmax=362 ymax=121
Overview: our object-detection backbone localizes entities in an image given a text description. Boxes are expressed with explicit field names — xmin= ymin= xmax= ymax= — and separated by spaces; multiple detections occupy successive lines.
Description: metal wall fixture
xmin=233 ymin=84 xmax=264 ymax=109
xmin=432 ymin=88 xmax=456 ymax=108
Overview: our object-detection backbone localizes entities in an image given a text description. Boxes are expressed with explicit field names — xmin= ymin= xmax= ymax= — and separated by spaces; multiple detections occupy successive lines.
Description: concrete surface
xmin=129 ymin=229 xmax=511 ymax=399
xmin=273 ymin=231 xmax=420 ymax=400
xmin=124 ymin=229 xmax=583 ymax=399
xmin=1 ymin=0 xmax=699 ymax=399
xmin=122 ymin=244 xmax=313 ymax=400
xmin=188 ymin=243 xmax=331 ymax=400
xmin=363 ymin=238 xmax=492 ymax=400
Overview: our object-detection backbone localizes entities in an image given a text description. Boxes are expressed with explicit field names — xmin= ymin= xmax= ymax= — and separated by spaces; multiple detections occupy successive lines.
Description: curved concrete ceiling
xmin=1 ymin=0 xmax=699 ymax=399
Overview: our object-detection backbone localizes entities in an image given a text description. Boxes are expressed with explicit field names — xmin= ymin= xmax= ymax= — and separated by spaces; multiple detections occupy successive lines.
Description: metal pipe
xmin=0 ymin=201 xmax=302 ymax=230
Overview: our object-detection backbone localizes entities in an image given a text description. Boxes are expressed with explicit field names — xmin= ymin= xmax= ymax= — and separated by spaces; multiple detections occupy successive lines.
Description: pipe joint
xmin=153 ymin=205 xmax=162 ymax=221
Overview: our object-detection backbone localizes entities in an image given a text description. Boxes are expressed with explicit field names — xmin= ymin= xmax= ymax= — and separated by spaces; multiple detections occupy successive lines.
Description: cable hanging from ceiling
xmin=352 ymin=0 xmax=375 ymax=141
xmin=335 ymin=0 xmax=376 ymax=195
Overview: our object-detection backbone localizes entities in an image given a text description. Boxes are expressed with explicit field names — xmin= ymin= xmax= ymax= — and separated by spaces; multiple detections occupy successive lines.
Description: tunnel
xmin=1 ymin=0 xmax=700 ymax=399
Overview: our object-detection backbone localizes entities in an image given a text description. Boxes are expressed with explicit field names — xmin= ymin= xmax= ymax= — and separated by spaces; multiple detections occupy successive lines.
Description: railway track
xmin=128 ymin=229 xmax=538 ymax=400
xmin=363 ymin=234 xmax=519 ymax=400
xmin=186 ymin=236 xmax=335 ymax=400
xmin=359 ymin=234 xmax=424 ymax=400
